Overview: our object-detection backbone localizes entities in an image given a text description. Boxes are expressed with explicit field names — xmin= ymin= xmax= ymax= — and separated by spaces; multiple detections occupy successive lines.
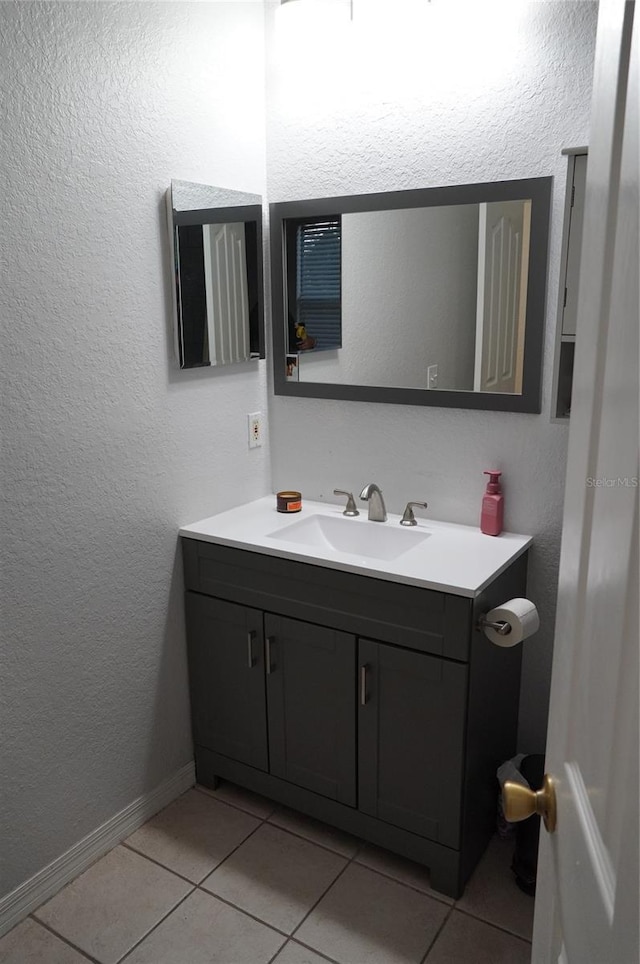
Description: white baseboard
xmin=0 ymin=760 xmax=195 ymax=939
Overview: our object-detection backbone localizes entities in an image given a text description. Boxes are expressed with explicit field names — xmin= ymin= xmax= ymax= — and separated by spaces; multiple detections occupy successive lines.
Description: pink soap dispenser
xmin=481 ymin=470 xmax=504 ymax=536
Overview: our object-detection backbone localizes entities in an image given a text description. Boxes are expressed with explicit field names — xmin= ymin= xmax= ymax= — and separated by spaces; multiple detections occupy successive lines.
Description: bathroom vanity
xmin=180 ymin=498 xmax=532 ymax=898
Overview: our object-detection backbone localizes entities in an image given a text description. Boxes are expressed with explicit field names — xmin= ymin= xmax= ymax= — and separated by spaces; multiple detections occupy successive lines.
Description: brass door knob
xmin=503 ymin=773 xmax=557 ymax=833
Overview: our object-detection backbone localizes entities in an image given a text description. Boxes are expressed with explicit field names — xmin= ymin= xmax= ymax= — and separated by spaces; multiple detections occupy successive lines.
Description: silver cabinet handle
xmin=360 ymin=664 xmax=368 ymax=706
xmin=247 ymin=630 xmax=256 ymax=668
xmin=265 ymin=636 xmax=274 ymax=675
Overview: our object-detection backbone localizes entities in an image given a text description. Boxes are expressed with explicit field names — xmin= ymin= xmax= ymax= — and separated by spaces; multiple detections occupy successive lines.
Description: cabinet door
xmin=185 ymin=592 xmax=268 ymax=771
xmin=358 ymin=639 xmax=467 ymax=848
xmin=264 ymin=614 xmax=356 ymax=806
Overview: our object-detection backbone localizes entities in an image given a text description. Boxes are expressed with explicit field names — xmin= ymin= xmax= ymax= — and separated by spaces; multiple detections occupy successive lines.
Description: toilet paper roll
xmin=482 ymin=598 xmax=540 ymax=648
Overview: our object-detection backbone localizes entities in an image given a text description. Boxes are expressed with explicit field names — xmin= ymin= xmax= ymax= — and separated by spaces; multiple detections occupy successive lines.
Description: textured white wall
xmin=0 ymin=1 xmax=268 ymax=898
xmin=265 ymin=1 xmax=598 ymax=750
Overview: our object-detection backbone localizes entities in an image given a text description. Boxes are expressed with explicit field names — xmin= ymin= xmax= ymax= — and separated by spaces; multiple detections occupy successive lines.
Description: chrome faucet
xmin=359 ymin=482 xmax=387 ymax=522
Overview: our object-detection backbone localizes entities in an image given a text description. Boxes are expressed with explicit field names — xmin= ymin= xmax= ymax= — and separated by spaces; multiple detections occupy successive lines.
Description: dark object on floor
xmin=511 ymin=753 xmax=545 ymax=896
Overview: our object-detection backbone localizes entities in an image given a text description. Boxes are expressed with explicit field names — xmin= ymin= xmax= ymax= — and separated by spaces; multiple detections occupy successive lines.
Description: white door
xmin=203 ymin=221 xmax=251 ymax=365
xmin=474 ymin=199 xmax=530 ymax=393
xmin=532 ymin=2 xmax=638 ymax=962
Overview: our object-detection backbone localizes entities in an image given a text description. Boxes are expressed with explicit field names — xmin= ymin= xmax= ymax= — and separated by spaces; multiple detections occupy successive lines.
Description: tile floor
xmin=0 ymin=783 xmax=534 ymax=964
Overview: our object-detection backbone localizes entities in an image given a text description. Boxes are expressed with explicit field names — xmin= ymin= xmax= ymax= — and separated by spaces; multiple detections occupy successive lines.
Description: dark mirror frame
xmin=270 ymin=177 xmax=552 ymax=413
xmin=168 ymin=190 xmax=265 ymax=369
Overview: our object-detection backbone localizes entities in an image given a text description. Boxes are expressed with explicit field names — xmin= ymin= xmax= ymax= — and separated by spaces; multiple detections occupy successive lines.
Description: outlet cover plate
xmin=248 ymin=412 xmax=262 ymax=448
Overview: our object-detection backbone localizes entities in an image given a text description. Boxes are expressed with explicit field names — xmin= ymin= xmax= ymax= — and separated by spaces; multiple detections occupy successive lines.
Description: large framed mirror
xmin=270 ymin=177 xmax=551 ymax=412
xmin=167 ymin=180 xmax=265 ymax=369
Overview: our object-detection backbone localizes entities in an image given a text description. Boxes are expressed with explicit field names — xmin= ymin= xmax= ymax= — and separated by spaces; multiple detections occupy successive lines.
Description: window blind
xmin=296 ymin=217 xmax=342 ymax=351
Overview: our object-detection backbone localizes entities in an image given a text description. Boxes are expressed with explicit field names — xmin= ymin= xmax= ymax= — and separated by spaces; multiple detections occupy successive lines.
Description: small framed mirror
xmin=167 ymin=180 xmax=265 ymax=369
xmin=270 ymin=177 xmax=551 ymax=412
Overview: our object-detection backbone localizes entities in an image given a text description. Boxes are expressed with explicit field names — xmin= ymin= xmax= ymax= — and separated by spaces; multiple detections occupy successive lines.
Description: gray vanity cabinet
xmin=182 ymin=537 xmax=528 ymax=899
xmin=264 ymin=614 xmax=357 ymax=806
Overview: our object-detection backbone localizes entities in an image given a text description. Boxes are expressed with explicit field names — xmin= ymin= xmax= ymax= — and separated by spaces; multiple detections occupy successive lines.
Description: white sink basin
xmin=180 ymin=497 xmax=533 ymax=598
xmin=268 ymin=513 xmax=430 ymax=562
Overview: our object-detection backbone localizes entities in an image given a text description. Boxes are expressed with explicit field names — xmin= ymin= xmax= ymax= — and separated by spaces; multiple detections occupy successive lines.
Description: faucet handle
xmin=333 ymin=489 xmax=360 ymax=517
xmin=400 ymin=501 xmax=428 ymax=526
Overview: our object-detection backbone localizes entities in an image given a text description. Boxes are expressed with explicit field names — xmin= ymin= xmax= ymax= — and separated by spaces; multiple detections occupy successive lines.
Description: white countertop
xmin=179 ymin=496 xmax=532 ymax=598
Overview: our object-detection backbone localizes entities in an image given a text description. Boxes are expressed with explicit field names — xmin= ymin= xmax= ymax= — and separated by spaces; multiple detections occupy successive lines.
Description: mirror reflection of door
xmin=204 ymin=222 xmax=251 ymax=366
xmin=176 ymin=222 xmax=251 ymax=367
xmin=474 ymin=200 xmax=531 ymax=393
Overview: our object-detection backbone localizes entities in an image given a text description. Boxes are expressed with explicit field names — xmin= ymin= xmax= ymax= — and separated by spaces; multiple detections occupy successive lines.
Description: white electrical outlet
xmin=427 ymin=364 xmax=438 ymax=389
xmin=248 ymin=412 xmax=262 ymax=448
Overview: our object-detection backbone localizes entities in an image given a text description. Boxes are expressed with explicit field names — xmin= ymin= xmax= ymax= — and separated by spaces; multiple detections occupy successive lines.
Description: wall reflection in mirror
xmin=167 ymin=180 xmax=264 ymax=370
xmin=286 ymin=200 xmax=531 ymax=393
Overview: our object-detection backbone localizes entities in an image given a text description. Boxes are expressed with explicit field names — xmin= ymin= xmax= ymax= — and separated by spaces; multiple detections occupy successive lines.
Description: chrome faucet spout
xmin=359 ymin=482 xmax=388 ymax=522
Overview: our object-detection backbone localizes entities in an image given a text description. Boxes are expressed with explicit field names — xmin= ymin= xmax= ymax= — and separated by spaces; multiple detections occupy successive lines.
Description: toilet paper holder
xmin=477 ymin=598 xmax=539 ymax=647
xmin=477 ymin=614 xmax=512 ymax=636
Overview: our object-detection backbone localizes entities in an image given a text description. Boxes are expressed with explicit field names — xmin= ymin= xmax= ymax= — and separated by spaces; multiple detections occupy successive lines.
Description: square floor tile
xmin=295 ymin=862 xmax=449 ymax=964
xmin=124 ymin=889 xmax=284 ymax=964
xmin=269 ymin=807 xmax=360 ymax=858
xmin=455 ymin=835 xmax=534 ymax=940
xmin=425 ymin=910 xmax=531 ymax=964
xmin=125 ymin=788 xmax=260 ymax=882
xmin=355 ymin=844 xmax=454 ymax=903
xmin=0 ymin=918 xmax=90 ymax=964
xmin=272 ymin=940 xmax=336 ymax=964
xmin=196 ymin=782 xmax=277 ymax=819
xmin=34 ymin=845 xmax=191 ymax=964
xmin=201 ymin=823 xmax=347 ymax=934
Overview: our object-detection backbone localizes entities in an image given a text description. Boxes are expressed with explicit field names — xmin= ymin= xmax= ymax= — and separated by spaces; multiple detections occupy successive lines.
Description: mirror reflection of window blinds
xmin=296 ymin=217 xmax=342 ymax=351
